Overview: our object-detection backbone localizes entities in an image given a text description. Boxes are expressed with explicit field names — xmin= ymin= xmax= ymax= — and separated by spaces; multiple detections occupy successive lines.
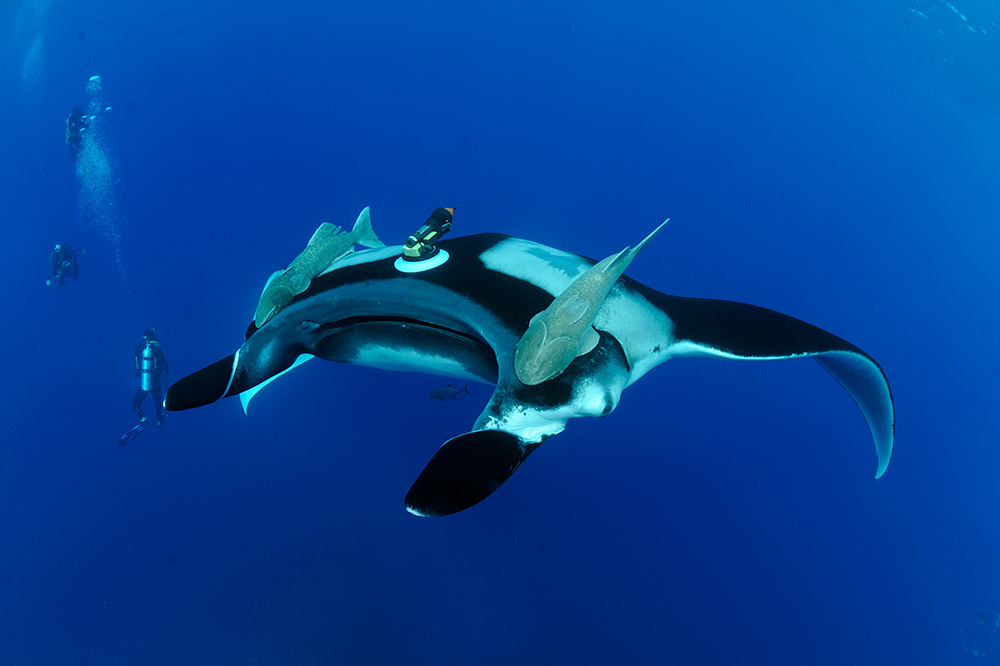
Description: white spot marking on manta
xmin=479 ymin=239 xmax=588 ymax=296
xmin=664 ymin=340 xmax=817 ymax=361
xmin=574 ymin=377 xmax=621 ymax=417
xmin=483 ymin=378 xmax=618 ymax=443
xmin=353 ymin=344 xmax=485 ymax=382
xmin=593 ymin=286 xmax=674 ymax=388
xmin=482 ymin=404 xmax=570 ymax=444
xmin=223 ymin=347 xmax=241 ymax=398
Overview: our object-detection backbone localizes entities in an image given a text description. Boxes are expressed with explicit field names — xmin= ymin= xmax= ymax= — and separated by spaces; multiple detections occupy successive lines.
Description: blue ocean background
xmin=3 ymin=0 xmax=1000 ymax=663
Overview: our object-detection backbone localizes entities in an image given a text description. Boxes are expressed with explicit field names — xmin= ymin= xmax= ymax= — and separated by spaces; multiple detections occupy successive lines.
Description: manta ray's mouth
xmin=319 ymin=315 xmax=484 ymax=343
xmin=311 ymin=315 xmax=500 ymax=383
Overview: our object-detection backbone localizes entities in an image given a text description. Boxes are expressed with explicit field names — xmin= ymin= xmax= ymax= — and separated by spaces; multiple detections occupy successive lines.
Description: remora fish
xmin=514 ymin=220 xmax=668 ymax=385
xmin=254 ymin=207 xmax=384 ymax=327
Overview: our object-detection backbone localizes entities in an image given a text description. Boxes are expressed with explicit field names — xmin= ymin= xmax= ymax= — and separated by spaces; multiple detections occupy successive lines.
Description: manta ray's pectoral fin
xmin=405 ymin=430 xmax=538 ymax=517
xmin=657 ymin=295 xmax=895 ymax=477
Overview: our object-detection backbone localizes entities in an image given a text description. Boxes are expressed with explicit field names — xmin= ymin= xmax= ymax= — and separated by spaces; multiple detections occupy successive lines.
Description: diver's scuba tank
xmin=140 ymin=341 xmax=157 ymax=391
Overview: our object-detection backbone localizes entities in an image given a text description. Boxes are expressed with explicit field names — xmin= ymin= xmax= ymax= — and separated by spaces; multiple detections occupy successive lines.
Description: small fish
xmin=429 ymin=383 xmax=471 ymax=402
xmin=255 ymin=207 xmax=385 ymax=327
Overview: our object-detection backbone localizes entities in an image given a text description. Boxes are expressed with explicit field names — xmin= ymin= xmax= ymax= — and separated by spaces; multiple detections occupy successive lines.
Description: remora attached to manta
xmin=515 ymin=220 xmax=667 ymax=385
xmin=166 ymin=210 xmax=895 ymax=517
xmin=254 ymin=207 xmax=384 ymax=327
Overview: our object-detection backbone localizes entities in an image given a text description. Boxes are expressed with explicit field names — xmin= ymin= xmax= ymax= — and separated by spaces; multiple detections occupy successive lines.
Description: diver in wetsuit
xmin=66 ymin=106 xmax=89 ymax=163
xmin=47 ymin=243 xmax=83 ymax=289
xmin=133 ymin=329 xmax=169 ymax=427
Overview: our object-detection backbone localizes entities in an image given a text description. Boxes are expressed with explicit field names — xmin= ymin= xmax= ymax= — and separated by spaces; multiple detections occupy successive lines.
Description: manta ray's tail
xmin=352 ymin=206 xmax=385 ymax=249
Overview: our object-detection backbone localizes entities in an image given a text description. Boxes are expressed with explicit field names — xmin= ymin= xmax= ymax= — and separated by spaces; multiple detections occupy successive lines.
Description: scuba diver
xmin=46 ymin=243 xmax=84 ymax=289
xmin=132 ymin=329 xmax=169 ymax=428
xmin=66 ymin=106 xmax=90 ymax=163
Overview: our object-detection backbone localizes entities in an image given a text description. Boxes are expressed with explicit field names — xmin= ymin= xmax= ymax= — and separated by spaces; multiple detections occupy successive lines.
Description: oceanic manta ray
xmin=165 ymin=229 xmax=895 ymax=517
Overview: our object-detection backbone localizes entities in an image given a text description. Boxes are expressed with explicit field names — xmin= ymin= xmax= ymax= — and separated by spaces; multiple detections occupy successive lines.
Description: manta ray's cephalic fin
xmin=405 ymin=430 xmax=540 ymax=517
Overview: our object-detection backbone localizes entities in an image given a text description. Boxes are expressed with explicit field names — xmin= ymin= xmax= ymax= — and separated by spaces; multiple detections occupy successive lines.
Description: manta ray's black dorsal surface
xmin=165 ymin=232 xmax=895 ymax=517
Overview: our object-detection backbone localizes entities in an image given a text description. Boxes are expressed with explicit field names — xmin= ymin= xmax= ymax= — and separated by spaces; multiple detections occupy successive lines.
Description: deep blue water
xmin=3 ymin=0 xmax=1000 ymax=664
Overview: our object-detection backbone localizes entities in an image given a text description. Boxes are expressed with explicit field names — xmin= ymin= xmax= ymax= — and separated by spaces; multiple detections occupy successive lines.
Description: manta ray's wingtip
xmin=874 ymin=441 xmax=892 ymax=479
xmin=820 ymin=351 xmax=894 ymax=481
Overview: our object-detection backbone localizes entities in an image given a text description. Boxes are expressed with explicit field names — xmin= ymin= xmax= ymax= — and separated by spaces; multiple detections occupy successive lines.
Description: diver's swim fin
xmin=118 ymin=422 xmax=145 ymax=447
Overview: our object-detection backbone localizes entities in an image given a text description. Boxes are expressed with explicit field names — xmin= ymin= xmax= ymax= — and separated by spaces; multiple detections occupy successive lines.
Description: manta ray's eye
xmin=601 ymin=394 xmax=614 ymax=416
